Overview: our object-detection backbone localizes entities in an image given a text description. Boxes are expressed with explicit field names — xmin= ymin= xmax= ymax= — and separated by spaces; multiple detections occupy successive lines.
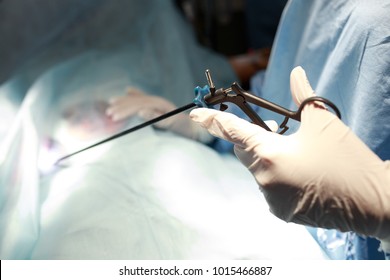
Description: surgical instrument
xmin=55 ymin=69 xmax=341 ymax=164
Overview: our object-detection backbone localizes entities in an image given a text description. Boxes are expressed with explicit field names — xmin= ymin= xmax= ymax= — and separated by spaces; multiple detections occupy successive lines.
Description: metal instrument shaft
xmin=55 ymin=102 xmax=197 ymax=164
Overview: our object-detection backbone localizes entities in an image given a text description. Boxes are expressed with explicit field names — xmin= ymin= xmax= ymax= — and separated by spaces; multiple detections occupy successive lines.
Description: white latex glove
xmin=106 ymin=87 xmax=213 ymax=143
xmin=190 ymin=66 xmax=390 ymax=244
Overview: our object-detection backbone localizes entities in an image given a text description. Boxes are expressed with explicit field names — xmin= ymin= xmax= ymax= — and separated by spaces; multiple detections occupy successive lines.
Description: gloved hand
xmin=190 ymin=66 xmax=390 ymax=243
xmin=106 ymin=87 xmax=213 ymax=143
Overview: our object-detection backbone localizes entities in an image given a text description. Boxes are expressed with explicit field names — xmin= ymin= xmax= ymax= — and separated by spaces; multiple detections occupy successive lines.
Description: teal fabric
xmin=258 ymin=0 xmax=390 ymax=159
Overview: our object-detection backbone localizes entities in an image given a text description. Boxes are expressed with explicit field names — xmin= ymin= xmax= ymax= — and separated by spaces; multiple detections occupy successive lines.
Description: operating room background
xmin=0 ymin=0 xmax=287 ymax=154
xmin=0 ymin=0 xmax=286 ymax=95
xmin=2 ymin=0 xmax=389 ymax=261
xmin=1 ymin=0 xmax=333 ymax=261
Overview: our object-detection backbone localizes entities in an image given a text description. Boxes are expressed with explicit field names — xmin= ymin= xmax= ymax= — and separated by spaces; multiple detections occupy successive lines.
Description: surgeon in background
xmin=108 ymin=0 xmax=390 ymax=259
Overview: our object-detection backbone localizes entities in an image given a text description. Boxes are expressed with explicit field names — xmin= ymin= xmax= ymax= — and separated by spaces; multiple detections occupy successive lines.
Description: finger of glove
xmin=106 ymin=96 xmax=135 ymax=120
xmin=290 ymin=66 xmax=316 ymax=106
xmin=108 ymin=87 xmax=147 ymax=106
xmin=107 ymin=87 xmax=148 ymax=117
xmin=106 ymin=97 xmax=147 ymax=121
xmin=108 ymin=94 xmax=131 ymax=106
xmin=190 ymin=108 xmax=267 ymax=148
xmin=289 ymin=66 xmax=337 ymax=132
xmin=126 ymin=86 xmax=148 ymax=96
xmin=264 ymin=120 xmax=279 ymax=133
xmin=138 ymin=109 xmax=178 ymax=129
xmin=290 ymin=66 xmax=330 ymax=116
xmin=107 ymin=94 xmax=176 ymax=122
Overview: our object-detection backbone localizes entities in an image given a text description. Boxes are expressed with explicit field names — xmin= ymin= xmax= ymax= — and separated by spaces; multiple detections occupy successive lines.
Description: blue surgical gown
xmin=218 ymin=0 xmax=390 ymax=259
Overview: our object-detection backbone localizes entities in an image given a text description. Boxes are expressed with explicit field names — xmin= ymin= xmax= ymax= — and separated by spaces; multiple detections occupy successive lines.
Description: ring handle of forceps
xmin=207 ymin=94 xmax=342 ymax=134
xmin=229 ymin=83 xmax=340 ymax=133
xmin=228 ymin=83 xmax=342 ymax=134
xmin=202 ymin=71 xmax=342 ymax=134
xmin=277 ymin=96 xmax=342 ymax=134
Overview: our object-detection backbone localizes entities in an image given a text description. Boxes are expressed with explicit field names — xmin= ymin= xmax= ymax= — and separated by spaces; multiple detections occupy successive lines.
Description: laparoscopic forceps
xmin=55 ymin=70 xmax=341 ymax=164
